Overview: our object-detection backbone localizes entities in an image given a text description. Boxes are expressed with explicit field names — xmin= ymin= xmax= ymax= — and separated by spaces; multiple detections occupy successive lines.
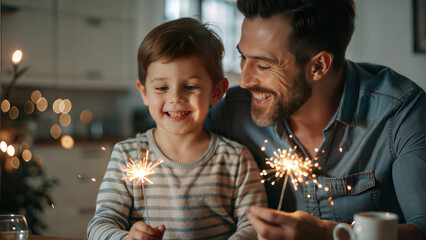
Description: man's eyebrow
xmin=236 ymin=45 xmax=278 ymax=64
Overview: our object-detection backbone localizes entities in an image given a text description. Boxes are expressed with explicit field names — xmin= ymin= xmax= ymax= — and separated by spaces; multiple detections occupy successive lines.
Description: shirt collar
xmin=334 ymin=60 xmax=359 ymax=127
xmin=274 ymin=61 xmax=360 ymax=138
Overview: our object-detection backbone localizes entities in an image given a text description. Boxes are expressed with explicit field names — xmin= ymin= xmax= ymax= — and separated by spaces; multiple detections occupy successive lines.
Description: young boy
xmin=87 ymin=18 xmax=267 ymax=240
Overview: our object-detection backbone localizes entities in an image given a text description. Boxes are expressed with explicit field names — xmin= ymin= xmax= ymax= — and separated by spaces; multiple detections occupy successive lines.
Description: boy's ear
xmin=136 ymin=79 xmax=149 ymax=106
xmin=309 ymin=51 xmax=333 ymax=81
xmin=211 ymin=78 xmax=229 ymax=106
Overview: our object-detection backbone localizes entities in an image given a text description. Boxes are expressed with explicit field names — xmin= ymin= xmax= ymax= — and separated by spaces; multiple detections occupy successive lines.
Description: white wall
xmin=347 ymin=0 xmax=426 ymax=90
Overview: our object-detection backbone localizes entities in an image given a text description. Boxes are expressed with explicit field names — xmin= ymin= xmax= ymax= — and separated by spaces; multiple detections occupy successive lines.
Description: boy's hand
xmin=125 ymin=221 xmax=165 ymax=240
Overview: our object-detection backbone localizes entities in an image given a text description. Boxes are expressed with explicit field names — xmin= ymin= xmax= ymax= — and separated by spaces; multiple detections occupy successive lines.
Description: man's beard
xmin=250 ymin=71 xmax=312 ymax=127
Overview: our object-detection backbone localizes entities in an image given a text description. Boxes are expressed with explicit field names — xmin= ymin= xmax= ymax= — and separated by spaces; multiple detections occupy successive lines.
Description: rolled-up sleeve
xmin=392 ymin=90 xmax=426 ymax=236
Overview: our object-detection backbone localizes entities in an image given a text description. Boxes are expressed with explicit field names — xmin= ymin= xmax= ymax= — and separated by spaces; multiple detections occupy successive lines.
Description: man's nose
xmin=239 ymin=60 xmax=260 ymax=88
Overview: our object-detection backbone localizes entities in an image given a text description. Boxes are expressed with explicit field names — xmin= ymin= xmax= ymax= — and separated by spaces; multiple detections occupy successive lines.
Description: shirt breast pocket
xmin=323 ymin=170 xmax=382 ymax=223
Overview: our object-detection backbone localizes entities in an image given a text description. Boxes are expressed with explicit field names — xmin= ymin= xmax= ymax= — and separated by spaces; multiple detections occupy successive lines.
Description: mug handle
xmin=333 ymin=223 xmax=356 ymax=240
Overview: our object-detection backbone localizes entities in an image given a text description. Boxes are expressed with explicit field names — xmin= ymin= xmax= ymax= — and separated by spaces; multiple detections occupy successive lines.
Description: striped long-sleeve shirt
xmin=87 ymin=129 xmax=267 ymax=240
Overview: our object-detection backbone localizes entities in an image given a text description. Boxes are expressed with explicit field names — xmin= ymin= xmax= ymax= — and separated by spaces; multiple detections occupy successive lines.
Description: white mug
xmin=333 ymin=211 xmax=399 ymax=240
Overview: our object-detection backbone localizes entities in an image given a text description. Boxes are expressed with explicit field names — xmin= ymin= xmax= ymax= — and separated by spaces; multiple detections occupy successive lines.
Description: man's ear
xmin=211 ymin=78 xmax=229 ymax=106
xmin=309 ymin=51 xmax=333 ymax=81
xmin=136 ymin=79 xmax=149 ymax=106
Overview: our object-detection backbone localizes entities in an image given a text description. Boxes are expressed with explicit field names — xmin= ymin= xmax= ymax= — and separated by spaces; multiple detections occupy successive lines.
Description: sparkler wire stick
xmin=141 ymin=183 xmax=150 ymax=225
xmin=261 ymin=146 xmax=330 ymax=210
xmin=277 ymin=174 xmax=289 ymax=210
xmin=261 ymin=140 xmax=339 ymax=215
xmin=122 ymin=149 xmax=162 ymax=225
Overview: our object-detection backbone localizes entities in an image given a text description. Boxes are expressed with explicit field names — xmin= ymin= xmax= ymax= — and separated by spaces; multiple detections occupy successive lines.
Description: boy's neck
xmin=153 ymin=128 xmax=211 ymax=164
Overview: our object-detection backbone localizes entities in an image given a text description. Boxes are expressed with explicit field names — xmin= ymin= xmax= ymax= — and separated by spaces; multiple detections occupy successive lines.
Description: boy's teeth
xmin=252 ymin=92 xmax=272 ymax=101
xmin=167 ymin=111 xmax=189 ymax=117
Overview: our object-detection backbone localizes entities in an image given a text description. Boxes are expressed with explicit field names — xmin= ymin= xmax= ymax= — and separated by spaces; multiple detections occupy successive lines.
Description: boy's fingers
xmin=156 ymin=224 xmax=166 ymax=232
xmin=133 ymin=221 xmax=160 ymax=236
xmin=129 ymin=231 xmax=162 ymax=240
xmin=156 ymin=225 xmax=166 ymax=237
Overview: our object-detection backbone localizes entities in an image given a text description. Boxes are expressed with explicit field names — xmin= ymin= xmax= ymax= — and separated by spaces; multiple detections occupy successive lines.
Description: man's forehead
xmin=238 ymin=16 xmax=292 ymax=62
xmin=236 ymin=44 xmax=278 ymax=64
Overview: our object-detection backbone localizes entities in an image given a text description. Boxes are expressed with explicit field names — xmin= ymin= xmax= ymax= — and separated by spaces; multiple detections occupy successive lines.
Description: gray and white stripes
xmin=87 ymin=129 xmax=267 ymax=240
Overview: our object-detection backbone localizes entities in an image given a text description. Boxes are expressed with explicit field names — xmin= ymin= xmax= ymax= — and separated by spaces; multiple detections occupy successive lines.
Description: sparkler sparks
xmin=260 ymin=146 xmax=329 ymax=210
xmin=260 ymin=147 xmax=323 ymax=190
xmin=122 ymin=150 xmax=162 ymax=225
xmin=123 ymin=150 xmax=162 ymax=184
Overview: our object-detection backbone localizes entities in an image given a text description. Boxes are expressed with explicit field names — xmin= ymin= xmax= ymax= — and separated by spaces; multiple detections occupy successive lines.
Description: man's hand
xmin=248 ymin=206 xmax=335 ymax=240
xmin=125 ymin=221 xmax=165 ymax=240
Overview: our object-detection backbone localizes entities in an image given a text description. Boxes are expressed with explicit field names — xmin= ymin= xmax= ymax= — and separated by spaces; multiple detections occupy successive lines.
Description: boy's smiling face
xmin=138 ymin=55 xmax=221 ymax=137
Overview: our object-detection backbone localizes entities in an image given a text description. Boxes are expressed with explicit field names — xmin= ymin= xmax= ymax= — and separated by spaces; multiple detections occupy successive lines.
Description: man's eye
xmin=258 ymin=65 xmax=271 ymax=70
xmin=239 ymin=55 xmax=246 ymax=60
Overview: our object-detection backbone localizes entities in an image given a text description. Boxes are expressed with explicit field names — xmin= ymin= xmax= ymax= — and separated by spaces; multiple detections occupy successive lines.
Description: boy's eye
xmin=185 ymin=85 xmax=198 ymax=90
xmin=155 ymin=86 xmax=168 ymax=91
xmin=239 ymin=54 xmax=246 ymax=60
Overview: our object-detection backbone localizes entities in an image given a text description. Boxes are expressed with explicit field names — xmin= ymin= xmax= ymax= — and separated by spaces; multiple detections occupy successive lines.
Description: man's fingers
xmin=248 ymin=212 xmax=288 ymax=239
xmin=250 ymin=205 xmax=294 ymax=226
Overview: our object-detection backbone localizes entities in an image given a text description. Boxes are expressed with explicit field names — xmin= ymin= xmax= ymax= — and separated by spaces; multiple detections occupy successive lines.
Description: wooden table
xmin=29 ymin=235 xmax=84 ymax=240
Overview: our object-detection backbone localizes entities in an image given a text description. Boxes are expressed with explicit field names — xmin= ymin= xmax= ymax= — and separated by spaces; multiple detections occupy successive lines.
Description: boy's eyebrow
xmin=149 ymin=77 xmax=167 ymax=82
xmin=187 ymin=75 xmax=202 ymax=80
xmin=148 ymin=76 xmax=202 ymax=82
xmin=236 ymin=45 xmax=278 ymax=64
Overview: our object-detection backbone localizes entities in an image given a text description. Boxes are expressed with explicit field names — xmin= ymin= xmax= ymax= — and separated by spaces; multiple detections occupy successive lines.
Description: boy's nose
xmin=168 ymin=90 xmax=185 ymax=104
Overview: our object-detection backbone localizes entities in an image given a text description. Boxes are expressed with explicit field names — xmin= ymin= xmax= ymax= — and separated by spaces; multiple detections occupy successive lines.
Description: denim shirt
xmin=205 ymin=60 xmax=425 ymax=234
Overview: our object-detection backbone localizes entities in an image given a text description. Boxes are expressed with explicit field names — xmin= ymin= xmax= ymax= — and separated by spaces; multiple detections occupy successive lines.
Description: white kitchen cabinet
xmin=1 ymin=2 xmax=54 ymax=84
xmin=1 ymin=0 xmax=135 ymax=90
xmin=33 ymin=142 xmax=114 ymax=239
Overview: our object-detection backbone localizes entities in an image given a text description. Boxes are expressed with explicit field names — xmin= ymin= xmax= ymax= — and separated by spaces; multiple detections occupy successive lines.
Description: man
xmin=206 ymin=0 xmax=425 ymax=239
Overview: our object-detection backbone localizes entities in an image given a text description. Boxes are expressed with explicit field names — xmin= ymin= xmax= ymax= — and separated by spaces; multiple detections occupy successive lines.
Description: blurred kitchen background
xmin=0 ymin=0 xmax=425 ymax=239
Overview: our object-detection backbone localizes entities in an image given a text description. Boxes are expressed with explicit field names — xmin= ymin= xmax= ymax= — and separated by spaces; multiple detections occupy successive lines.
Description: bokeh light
xmin=80 ymin=109 xmax=93 ymax=124
xmin=12 ymin=50 xmax=23 ymax=64
xmin=9 ymin=106 xmax=19 ymax=120
xmin=59 ymin=113 xmax=71 ymax=127
xmin=0 ymin=141 xmax=7 ymax=152
xmin=20 ymin=142 xmax=29 ymax=152
xmin=22 ymin=149 xmax=32 ymax=162
xmin=24 ymin=101 xmax=35 ymax=114
xmin=62 ymin=99 xmax=72 ymax=114
xmin=7 ymin=145 xmax=15 ymax=156
xmin=53 ymin=99 xmax=62 ymax=114
xmin=60 ymin=135 xmax=74 ymax=149
xmin=1 ymin=100 xmax=11 ymax=112
xmin=31 ymin=90 xmax=42 ymax=104
xmin=36 ymin=97 xmax=48 ymax=112
xmin=34 ymin=154 xmax=44 ymax=166
xmin=50 ymin=124 xmax=62 ymax=139
xmin=11 ymin=157 xmax=20 ymax=169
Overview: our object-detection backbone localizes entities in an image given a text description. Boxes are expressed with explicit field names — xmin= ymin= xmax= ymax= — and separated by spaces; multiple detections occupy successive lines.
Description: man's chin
xmin=251 ymin=108 xmax=275 ymax=127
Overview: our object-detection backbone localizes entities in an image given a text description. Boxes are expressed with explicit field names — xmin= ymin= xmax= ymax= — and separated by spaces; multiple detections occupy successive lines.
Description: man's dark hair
xmin=237 ymin=0 xmax=355 ymax=70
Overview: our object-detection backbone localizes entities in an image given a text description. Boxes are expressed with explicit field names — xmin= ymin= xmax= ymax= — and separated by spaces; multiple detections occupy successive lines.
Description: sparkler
xmin=122 ymin=150 xmax=162 ymax=225
xmin=260 ymin=146 xmax=329 ymax=210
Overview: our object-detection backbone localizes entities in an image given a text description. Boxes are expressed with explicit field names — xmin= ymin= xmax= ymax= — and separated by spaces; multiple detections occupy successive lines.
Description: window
xmin=164 ymin=0 xmax=243 ymax=73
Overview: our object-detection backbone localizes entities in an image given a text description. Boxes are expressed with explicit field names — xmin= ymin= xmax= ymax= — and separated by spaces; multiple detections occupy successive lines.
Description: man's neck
xmin=288 ymin=69 xmax=344 ymax=158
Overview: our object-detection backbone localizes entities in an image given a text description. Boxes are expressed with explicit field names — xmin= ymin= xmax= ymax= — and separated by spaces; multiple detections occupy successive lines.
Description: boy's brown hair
xmin=138 ymin=17 xmax=224 ymax=85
